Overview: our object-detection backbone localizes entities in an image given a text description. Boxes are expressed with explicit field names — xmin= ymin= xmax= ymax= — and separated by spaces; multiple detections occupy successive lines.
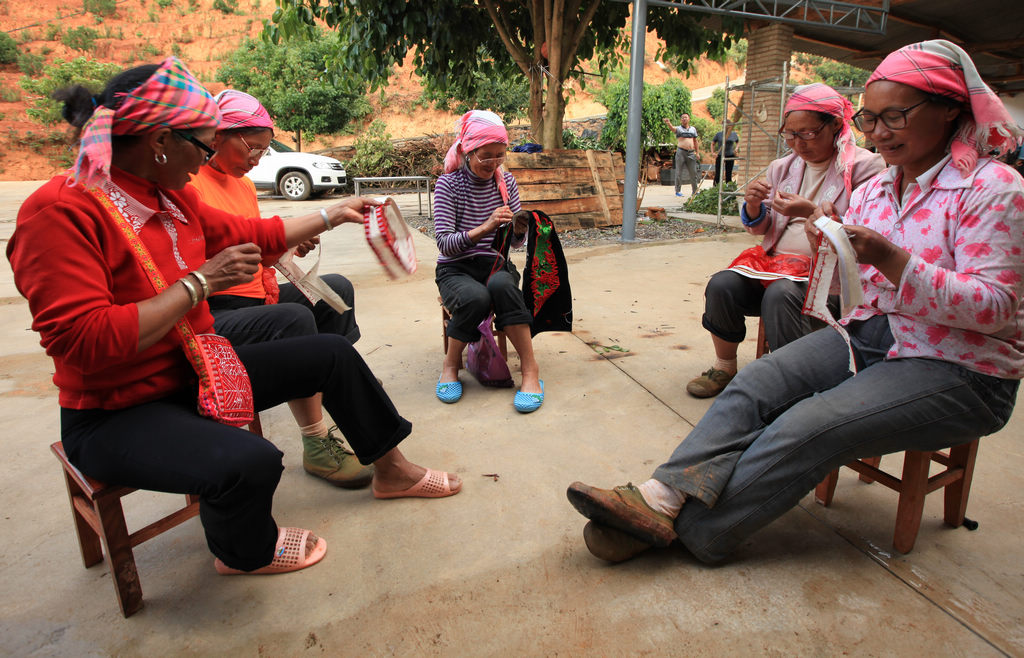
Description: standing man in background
xmin=663 ymin=114 xmax=701 ymax=197
xmin=712 ymin=120 xmax=739 ymax=185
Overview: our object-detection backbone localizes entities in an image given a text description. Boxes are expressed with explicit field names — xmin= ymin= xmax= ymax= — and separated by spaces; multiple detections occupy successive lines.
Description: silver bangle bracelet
xmin=179 ymin=277 xmax=199 ymax=307
xmin=320 ymin=207 xmax=333 ymax=231
xmin=189 ymin=271 xmax=210 ymax=300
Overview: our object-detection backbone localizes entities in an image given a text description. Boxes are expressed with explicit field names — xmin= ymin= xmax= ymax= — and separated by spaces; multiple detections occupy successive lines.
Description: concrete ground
xmin=0 ymin=180 xmax=1021 ymax=656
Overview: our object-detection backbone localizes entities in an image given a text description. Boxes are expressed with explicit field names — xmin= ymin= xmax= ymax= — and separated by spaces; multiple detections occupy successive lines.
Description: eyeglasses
xmin=779 ymin=121 xmax=829 ymax=141
xmin=852 ymin=99 xmax=930 ymax=132
xmin=472 ymin=152 xmax=506 ymax=166
xmin=237 ymin=133 xmax=268 ymax=160
xmin=174 ymin=130 xmax=216 ymax=163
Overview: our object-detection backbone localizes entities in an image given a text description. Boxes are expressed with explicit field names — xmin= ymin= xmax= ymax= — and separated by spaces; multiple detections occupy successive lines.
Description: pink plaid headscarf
xmin=785 ymin=82 xmax=858 ymax=195
xmin=71 ymin=57 xmax=221 ymax=188
xmin=868 ymin=40 xmax=1024 ymax=176
xmin=214 ymin=89 xmax=274 ymax=131
xmin=444 ymin=110 xmax=510 ymax=199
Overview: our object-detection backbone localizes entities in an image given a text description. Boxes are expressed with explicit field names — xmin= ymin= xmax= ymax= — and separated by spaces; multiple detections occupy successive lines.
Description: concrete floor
xmin=0 ymin=180 xmax=1021 ymax=656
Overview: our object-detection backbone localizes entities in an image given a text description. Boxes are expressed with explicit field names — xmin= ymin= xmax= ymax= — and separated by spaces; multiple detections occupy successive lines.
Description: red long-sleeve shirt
xmin=7 ymin=167 xmax=287 ymax=410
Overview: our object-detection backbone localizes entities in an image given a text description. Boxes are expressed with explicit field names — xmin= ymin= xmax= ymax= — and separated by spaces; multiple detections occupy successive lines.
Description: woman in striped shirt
xmin=434 ymin=111 xmax=544 ymax=413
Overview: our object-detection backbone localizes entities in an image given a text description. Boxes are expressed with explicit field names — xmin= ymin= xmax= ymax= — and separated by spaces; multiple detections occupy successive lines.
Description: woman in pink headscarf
xmin=566 ymin=42 xmax=1024 ymax=565
xmin=8 ymin=60 xmax=462 ymax=581
xmin=687 ymin=83 xmax=884 ymax=399
xmin=433 ymin=110 xmax=543 ymax=412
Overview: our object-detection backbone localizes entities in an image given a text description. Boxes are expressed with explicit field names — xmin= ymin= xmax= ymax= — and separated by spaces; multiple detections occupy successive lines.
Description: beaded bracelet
xmin=320 ymin=208 xmax=333 ymax=231
xmin=189 ymin=271 xmax=210 ymax=300
xmin=180 ymin=277 xmax=200 ymax=307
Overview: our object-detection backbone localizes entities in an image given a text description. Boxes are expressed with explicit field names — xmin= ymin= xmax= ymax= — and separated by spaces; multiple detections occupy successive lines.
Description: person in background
xmin=712 ymin=120 xmax=739 ymax=185
xmin=433 ymin=110 xmax=543 ymax=413
xmin=567 ymin=40 xmax=1023 ymax=565
xmin=8 ymin=58 xmax=462 ymax=578
xmin=189 ymin=89 xmax=371 ymax=489
xmin=686 ymin=83 xmax=885 ymax=398
xmin=662 ymin=113 xmax=701 ymax=197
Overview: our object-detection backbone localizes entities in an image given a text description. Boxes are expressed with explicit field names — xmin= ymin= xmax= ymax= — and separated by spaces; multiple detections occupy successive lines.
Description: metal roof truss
xmin=640 ymin=0 xmax=890 ymax=36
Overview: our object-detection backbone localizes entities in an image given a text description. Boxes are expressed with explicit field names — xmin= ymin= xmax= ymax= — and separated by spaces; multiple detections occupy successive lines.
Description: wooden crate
xmin=505 ymin=150 xmax=625 ymax=231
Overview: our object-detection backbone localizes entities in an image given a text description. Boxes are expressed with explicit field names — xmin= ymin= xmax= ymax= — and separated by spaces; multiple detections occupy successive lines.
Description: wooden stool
xmin=814 ymin=439 xmax=980 ymax=553
xmin=51 ymin=441 xmax=199 ymax=617
xmin=754 ymin=317 xmax=770 ymax=359
xmin=439 ymin=297 xmax=508 ymax=364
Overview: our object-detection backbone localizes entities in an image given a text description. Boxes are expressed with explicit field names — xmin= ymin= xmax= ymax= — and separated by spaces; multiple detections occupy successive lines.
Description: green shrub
xmin=0 ymin=83 xmax=22 ymax=102
xmin=346 ymin=120 xmax=396 ymax=178
xmin=155 ymin=0 xmax=172 ymax=7
xmin=19 ymin=56 xmax=121 ymax=125
xmin=213 ymin=0 xmax=238 ymax=14
xmin=17 ymin=51 xmax=44 ymax=76
xmin=683 ymin=182 xmax=739 ymax=215
xmin=562 ymin=128 xmax=600 ymax=151
xmin=83 ymin=0 xmax=117 ymax=17
xmin=600 ymin=75 xmax=692 ymax=152
xmin=62 ymin=26 xmax=99 ymax=52
xmin=44 ymin=23 xmax=63 ymax=42
xmin=706 ymin=86 xmax=727 ymax=122
xmin=0 ymin=31 xmax=18 ymax=64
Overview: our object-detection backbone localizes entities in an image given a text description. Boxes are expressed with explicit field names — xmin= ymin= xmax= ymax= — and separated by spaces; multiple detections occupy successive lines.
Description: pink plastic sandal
xmin=372 ymin=468 xmax=461 ymax=499
xmin=214 ymin=526 xmax=327 ymax=575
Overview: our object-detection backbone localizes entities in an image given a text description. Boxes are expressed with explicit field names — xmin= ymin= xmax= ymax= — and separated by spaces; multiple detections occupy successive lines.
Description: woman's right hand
xmin=805 ymin=201 xmax=837 ymax=252
xmin=744 ymin=179 xmax=771 ymax=217
xmin=196 ymin=243 xmax=263 ymax=294
xmin=487 ymin=205 xmax=514 ymax=231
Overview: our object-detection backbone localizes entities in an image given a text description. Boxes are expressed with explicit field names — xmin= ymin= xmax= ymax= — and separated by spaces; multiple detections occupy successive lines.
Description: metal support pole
xmin=776 ymin=61 xmax=789 ymax=159
xmin=715 ymin=75 xmax=729 ymax=225
xmin=620 ymin=0 xmax=647 ymax=242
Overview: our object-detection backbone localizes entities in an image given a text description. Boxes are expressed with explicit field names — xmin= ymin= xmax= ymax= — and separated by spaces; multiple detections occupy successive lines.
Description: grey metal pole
xmin=620 ymin=0 xmax=647 ymax=242
xmin=715 ymin=75 xmax=729 ymax=225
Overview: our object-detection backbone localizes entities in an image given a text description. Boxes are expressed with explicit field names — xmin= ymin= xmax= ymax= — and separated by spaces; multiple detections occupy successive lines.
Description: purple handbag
xmin=466 ymin=315 xmax=514 ymax=388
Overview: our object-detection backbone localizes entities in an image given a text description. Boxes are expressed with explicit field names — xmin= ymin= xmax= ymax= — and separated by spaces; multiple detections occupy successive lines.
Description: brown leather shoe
xmin=583 ymin=521 xmax=651 ymax=563
xmin=566 ymin=481 xmax=677 ymax=547
xmin=686 ymin=368 xmax=735 ymax=398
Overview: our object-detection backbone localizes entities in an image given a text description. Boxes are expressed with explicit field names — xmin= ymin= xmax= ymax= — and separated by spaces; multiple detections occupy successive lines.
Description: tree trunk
xmin=529 ymin=66 xmax=545 ymax=144
xmin=295 ymin=129 xmax=303 ymax=152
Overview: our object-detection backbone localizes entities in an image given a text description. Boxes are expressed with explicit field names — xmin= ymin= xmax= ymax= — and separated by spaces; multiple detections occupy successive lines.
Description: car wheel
xmin=279 ymin=171 xmax=312 ymax=201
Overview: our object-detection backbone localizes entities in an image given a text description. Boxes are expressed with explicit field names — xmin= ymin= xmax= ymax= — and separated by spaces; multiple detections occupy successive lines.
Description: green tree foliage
xmin=346 ymin=119 xmax=396 ymax=179
xmin=19 ymin=57 xmax=121 ymax=125
xmin=420 ymin=52 xmax=530 ymax=121
xmin=17 ymin=52 xmax=45 ymax=77
xmin=216 ymin=33 xmax=370 ymax=151
xmin=793 ymin=53 xmax=869 ymax=89
xmin=264 ymin=0 xmax=740 ymax=150
xmin=600 ymin=77 xmax=692 ymax=152
xmin=62 ymin=26 xmax=100 ymax=53
xmin=706 ymin=86 xmax=727 ymax=121
xmin=0 ymin=32 xmax=18 ymax=65
xmin=83 ymin=0 xmax=117 ymax=17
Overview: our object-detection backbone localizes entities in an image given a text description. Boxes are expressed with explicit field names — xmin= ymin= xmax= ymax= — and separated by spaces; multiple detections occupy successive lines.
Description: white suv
xmin=247 ymin=140 xmax=347 ymax=201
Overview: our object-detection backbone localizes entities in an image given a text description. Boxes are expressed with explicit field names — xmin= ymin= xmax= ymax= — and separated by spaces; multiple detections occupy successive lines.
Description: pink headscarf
xmin=213 ymin=89 xmax=274 ymax=131
xmin=868 ymin=39 xmax=1024 ymax=176
xmin=443 ymin=109 xmax=510 ymax=200
xmin=785 ymin=82 xmax=857 ymax=195
xmin=72 ymin=57 xmax=221 ymax=188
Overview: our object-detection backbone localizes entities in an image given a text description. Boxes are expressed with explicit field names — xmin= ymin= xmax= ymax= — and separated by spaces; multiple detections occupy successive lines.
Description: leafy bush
xmin=689 ymin=115 xmax=718 ymax=156
xmin=0 ymin=83 xmax=22 ymax=102
xmin=155 ymin=0 xmax=172 ymax=7
xmin=346 ymin=119 xmax=396 ymax=178
xmin=706 ymin=87 xmax=727 ymax=122
xmin=421 ymin=61 xmax=529 ymax=121
xmin=213 ymin=0 xmax=238 ymax=14
xmin=83 ymin=0 xmax=117 ymax=17
xmin=0 ymin=32 xmax=18 ymax=64
xmin=562 ymin=128 xmax=600 ymax=151
xmin=44 ymin=24 xmax=63 ymax=41
xmin=599 ymin=75 xmax=692 ymax=152
xmin=19 ymin=56 xmax=121 ymax=124
xmin=62 ymin=26 xmax=99 ymax=52
xmin=17 ymin=51 xmax=44 ymax=76
xmin=793 ymin=53 xmax=869 ymax=89
xmin=683 ymin=182 xmax=739 ymax=215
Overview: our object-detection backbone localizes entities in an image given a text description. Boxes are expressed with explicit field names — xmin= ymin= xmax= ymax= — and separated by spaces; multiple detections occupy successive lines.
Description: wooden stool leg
xmin=944 ymin=439 xmax=979 ymax=527
xmin=62 ymin=470 xmax=103 ymax=567
xmin=815 ymin=469 xmax=839 ymax=506
xmin=755 ymin=318 xmax=768 ymax=359
xmin=858 ymin=456 xmax=882 ymax=483
xmin=93 ymin=495 xmax=144 ymax=617
xmin=893 ymin=451 xmax=931 ymax=554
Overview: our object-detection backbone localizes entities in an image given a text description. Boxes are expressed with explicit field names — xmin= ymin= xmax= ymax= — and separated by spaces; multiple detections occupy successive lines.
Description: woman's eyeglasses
xmin=174 ymin=130 xmax=216 ymax=163
xmin=778 ymin=122 xmax=829 ymax=141
xmin=852 ymin=99 xmax=930 ymax=132
xmin=237 ymin=133 xmax=268 ymax=160
xmin=472 ymin=152 xmax=506 ymax=166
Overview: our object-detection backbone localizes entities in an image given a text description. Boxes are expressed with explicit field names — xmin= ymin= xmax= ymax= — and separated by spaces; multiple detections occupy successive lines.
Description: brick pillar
xmin=738 ymin=23 xmax=794 ymax=186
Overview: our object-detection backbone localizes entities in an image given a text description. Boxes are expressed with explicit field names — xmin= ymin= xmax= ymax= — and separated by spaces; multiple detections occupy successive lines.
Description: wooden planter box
xmin=505 ymin=150 xmax=625 ymax=231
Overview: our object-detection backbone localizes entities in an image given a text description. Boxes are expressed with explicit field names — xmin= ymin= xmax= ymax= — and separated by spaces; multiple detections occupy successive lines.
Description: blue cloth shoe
xmin=436 ymin=379 xmax=463 ymax=404
xmin=514 ymin=380 xmax=544 ymax=413
xmin=675 ymin=192 xmax=683 ymax=197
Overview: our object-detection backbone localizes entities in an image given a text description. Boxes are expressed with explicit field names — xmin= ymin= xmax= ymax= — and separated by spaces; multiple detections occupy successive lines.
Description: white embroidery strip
xmin=275 ymin=246 xmax=351 ymax=313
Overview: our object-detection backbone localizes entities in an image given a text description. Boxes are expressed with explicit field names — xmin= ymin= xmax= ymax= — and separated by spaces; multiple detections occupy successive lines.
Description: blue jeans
xmin=653 ymin=316 xmax=1018 ymax=563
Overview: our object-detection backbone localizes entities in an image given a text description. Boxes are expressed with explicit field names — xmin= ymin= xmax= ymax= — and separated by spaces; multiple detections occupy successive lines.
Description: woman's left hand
xmin=842 ymin=225 xmax=910 ymax=284
xmin=512 ymin=210 xmax=531 ymax=237
xmin=324 ymin=196 xmax=381 ymax=228
xmin=772 ymin=191 xmax=817 ymax=218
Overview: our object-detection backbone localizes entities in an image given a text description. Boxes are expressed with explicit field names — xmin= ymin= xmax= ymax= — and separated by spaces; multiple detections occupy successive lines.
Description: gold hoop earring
xmin=154 ymin=152 xmax=168 ymax=165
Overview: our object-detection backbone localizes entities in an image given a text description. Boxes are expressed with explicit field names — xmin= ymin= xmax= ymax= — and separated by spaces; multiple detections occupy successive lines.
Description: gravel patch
xmin=405 ymin=215 xmax=739 ymax=249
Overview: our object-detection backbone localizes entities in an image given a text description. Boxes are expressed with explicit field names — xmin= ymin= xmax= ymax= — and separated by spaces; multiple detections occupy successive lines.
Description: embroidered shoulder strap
xmin=86 ymin=185 xmax=209 ymax=382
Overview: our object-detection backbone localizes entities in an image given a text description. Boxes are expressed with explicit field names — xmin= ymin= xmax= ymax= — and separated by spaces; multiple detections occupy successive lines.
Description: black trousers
xmin=713 ymin=152 xmax=734 ymax=185
xmin=436 ymin=256 xmax=532 ymax=343
xmin=60 ymin=334 xmax=409 ymax=571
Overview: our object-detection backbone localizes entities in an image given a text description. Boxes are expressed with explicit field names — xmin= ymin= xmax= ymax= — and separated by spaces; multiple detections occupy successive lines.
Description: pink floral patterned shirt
xmin=843 ymin=156 xmax=1024 ymax=379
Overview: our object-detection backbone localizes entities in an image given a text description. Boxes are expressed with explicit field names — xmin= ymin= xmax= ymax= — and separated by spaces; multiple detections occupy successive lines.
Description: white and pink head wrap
xmin=785 ymin=82 xmax=857 ymax=195
xmin=444 ymin=109 xmax=510 ymax=199
xmin=867 ymin=39 xmax=1024 ymax=176
xmin=213 ymin=89 xmax=274 ymax=131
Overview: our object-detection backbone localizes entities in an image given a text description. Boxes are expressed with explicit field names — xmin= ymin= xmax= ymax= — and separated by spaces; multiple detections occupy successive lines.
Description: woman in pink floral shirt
xmin=565 ymin=40 xmax=1024 ymax=565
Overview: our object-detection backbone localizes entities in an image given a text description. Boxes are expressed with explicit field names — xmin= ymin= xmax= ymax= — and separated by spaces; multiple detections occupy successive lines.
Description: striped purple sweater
xmin=434 ymin=167 xmax=523 ymax=264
